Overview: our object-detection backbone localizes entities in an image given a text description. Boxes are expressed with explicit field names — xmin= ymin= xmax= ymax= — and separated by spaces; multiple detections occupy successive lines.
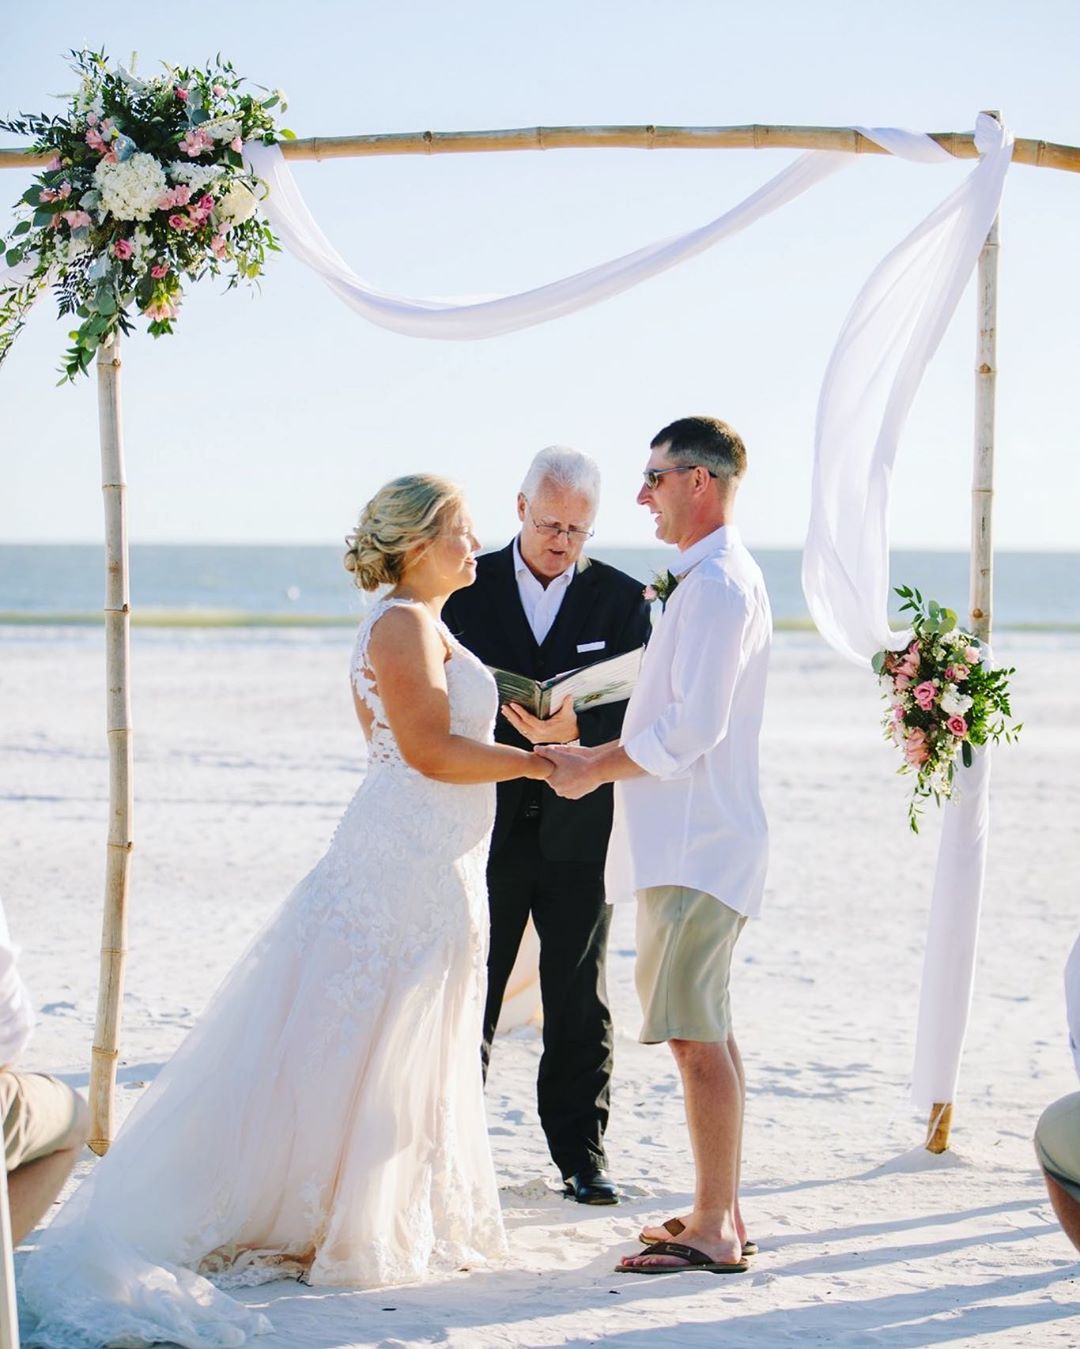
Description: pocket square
xmin=577 ymin=641 xmax=606 ymax=653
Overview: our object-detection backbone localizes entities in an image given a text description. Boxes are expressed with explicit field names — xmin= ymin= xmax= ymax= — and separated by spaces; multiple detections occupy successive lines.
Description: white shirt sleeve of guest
xmin=0 ymin=904 xmax=34 ymax=1065
xmin=622 ymin=577 xmax=749 ymax=781
xmin=1066 ymin=933 xmax=1080 ymax=1081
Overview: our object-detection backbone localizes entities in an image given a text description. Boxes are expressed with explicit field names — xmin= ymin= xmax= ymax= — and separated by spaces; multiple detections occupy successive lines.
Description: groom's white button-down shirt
xmin=619 ymin=525 xmax=772 ymax=917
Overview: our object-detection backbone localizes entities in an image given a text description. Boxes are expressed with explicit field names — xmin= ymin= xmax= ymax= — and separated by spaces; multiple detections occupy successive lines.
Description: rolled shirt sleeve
xmin=622 ymin=577 xmax=750 ymax=781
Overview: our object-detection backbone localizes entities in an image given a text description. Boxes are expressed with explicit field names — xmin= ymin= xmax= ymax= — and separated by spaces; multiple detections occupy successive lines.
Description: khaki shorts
xmin=635 ymin=886 xmax=747 ymax=1044
xmin=1035 ymin=1090 xmax=1080 ymax=1202
xmin=0 ymin=1070 xmax=82 ymax=1171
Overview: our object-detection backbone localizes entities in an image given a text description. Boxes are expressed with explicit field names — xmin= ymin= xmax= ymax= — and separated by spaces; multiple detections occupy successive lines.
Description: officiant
xmin=443 ymin=446 xmax=651 ymax=1204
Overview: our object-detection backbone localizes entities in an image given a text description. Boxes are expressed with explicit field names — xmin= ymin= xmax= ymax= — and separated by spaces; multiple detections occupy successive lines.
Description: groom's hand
xmin=534 ymin=744 xmax=600 ymax=800
xmin=502 ymin=696 xmax=579 ymax=746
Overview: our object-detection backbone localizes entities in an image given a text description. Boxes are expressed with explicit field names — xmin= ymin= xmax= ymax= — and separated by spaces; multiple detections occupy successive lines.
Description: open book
xmin=488 ymin=646 xmax=644 ymax=720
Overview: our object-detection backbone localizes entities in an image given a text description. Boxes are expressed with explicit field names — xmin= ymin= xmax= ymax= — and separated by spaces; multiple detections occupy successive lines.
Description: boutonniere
xmin=643 ymin=570 xmax=680 ymax=610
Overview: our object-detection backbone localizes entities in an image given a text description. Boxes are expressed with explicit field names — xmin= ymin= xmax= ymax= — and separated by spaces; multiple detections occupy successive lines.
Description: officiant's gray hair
xmin=520 ymin=446 xmax=601 ymax=510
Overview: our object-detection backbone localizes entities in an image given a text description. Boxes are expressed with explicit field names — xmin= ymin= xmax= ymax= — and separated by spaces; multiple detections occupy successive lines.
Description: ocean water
xmin=0 ymin=543 xmax=1077 ymax=629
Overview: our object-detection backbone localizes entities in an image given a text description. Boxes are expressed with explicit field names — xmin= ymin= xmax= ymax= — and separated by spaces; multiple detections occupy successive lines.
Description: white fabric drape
xmin=801 ymin=113 xmax=1013 ymax=1108
xmin=243 ymin=140 xmax=850 ymax=338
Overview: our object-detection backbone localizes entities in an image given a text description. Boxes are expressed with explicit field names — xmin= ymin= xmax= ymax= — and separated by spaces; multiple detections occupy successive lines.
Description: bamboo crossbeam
xmin=2 ymin=124 xmax=1080 ymax=172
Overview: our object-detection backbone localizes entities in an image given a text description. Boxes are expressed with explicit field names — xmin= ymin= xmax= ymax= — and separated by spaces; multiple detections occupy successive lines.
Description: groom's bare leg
xmin=639 ymin=1033 xmax=747 ymax=1245
xmin=728 ymin=1033 xmax=748 ymax=1245
xmin=623 ymin=1035 xmax=743 ymax=1268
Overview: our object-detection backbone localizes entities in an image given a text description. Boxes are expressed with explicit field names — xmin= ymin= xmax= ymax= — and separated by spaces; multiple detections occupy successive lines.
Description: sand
xmin=3 ymin=623 xmax=1078 ymax=1347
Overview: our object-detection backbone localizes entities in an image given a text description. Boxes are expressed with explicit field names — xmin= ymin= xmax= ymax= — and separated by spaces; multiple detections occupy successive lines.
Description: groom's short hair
xmin=651 ymin=416 xmax=747 ymax=482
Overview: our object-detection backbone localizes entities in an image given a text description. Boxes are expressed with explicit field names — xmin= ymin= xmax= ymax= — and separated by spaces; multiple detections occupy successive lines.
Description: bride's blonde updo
xmin=344 ymin=474 xmax=466 ymax=591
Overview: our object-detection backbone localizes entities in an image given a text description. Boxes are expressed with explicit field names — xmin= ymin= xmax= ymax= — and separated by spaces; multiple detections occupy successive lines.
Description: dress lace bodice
xmin=351 ymin=596 xmax=498 ymax=768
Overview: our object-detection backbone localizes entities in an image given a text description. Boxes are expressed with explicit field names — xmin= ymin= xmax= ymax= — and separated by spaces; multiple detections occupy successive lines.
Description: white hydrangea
xmin=216 ymin=181 xmax=257 ymax=224
xmin=167 ymin=160 xmax=226 ymax=189
xmin=94 ymin=152 xmax=168 ymax=222
xmin=940 ymin=686 xmax=974 ymax=717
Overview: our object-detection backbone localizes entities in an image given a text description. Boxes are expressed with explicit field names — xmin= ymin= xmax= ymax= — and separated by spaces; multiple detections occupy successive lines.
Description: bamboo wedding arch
xmin=3 ymin=118 xmax=1077 ymax=1158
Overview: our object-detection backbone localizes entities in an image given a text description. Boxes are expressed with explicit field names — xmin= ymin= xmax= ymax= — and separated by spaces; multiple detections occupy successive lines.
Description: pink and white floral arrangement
xmin=0 ymin=49 xmax=290 ymax=379
xmin=873 ymin=586 xmax=1021 ymax=832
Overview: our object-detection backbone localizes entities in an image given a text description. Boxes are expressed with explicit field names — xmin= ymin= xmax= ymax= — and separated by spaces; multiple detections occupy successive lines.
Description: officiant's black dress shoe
xmin=563 ymin=1167 xmax=620 ymax=1205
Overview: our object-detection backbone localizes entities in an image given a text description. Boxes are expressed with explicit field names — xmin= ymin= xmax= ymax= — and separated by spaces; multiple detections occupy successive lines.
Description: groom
xmin=443 ymin=446 xmax=651 ymax=1204
xmin=540 ymin=416 xmax=771 ymax=1273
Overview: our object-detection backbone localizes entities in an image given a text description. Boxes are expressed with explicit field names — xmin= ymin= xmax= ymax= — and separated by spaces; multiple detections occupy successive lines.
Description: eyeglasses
xmin=642 ymin=465 xmax=718 ymax=490
xmin=527 ymin=509 xmax=594 ymax=542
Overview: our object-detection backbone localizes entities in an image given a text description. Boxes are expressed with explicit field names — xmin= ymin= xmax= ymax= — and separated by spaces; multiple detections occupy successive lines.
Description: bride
xmin=22 ymin=475 xmax=553 ymax=1348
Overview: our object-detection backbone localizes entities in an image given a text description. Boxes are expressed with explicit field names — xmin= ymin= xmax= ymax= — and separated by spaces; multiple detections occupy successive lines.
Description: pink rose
xmin=175 ymin=86 xmax=189 ymax=103
xmin=209 ymin=232 xmax=228 ymax=259
xmin=212 ymin=84 xmax=227 ymax=98
xmin=145 ymin=298 xmax=178 ymax=321
xmin=112 ymin=238 xmax=134 ymax=260
xmin=894 ymin=673 xmax=911 ymax=690
xmin=85 ymin=127 xmax=109 ymax=154
xmin=964 ymin=645 xmax=981 ymax=664
xmin=904 ymin=728 xmax=929 ymax=766
xmin=168 ymin=213 xmax=190 ymax=231
xmin=230 ymin=136 xmax=243 ymax=154
xmin=150 ymin=263 xmax=170 ymax=279
xmin=643 ymin=586 xmax=658 ymax=603
xmin=947 ymin=715 xmax=968 ymax=737
xmin=913 ymin=681 xmax=937 ymax=711
xmin=188 ymin=193 xmax=215 ymax=226
xmin=62 ymin=210 xmax=92 ymax=230
xmin=952 ymin=663 xmax=969 ymax=681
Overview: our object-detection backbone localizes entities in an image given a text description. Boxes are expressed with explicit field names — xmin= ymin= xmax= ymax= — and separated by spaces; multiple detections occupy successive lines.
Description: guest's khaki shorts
xmin=635 ymin=886 xmax=747 ymax=1044
xmin=1035 ymin=1090 xmax=1080 ymax=1202
xmin=0 ymin=1070 xmax=81 ymax=1171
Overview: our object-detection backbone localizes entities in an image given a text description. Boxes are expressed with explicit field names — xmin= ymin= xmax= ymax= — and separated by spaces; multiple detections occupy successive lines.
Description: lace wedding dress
xmin=22 ymin=598 xmax=507 ymax=1348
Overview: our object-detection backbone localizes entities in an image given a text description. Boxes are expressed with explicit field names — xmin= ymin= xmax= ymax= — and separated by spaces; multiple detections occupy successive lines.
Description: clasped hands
xmin=501 ymin=697 xmax=602 ymax=800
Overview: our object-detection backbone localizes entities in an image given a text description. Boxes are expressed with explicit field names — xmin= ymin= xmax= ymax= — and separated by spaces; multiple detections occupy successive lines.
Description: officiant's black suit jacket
xmin=442 ymin=543 xmax=652 ymax=863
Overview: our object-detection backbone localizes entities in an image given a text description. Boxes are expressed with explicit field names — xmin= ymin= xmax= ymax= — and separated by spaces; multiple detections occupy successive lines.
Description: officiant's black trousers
xmin=482 ymin=815 xmax=614 ymax=1180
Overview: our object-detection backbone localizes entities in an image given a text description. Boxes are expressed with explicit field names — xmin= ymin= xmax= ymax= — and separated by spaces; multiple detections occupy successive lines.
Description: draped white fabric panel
xmin=801 ymin=114 xmax=1013 ymax=1109
xmin=243 ymin=140 xmax=850 ymax=338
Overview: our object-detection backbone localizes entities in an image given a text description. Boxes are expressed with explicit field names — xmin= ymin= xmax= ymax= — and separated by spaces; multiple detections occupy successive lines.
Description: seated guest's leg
xmin=1035 ymin=1091 xmax=1080 ymax=1254
xmin=2 ymin=1070 xmax=89 ymax=1243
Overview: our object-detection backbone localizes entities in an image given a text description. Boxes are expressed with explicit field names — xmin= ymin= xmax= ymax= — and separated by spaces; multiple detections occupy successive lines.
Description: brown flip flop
xmin=637 ymin=1218 xmax=758 ymax=1256
xmin=615 ymin=1239 xmax=750 ymax=1275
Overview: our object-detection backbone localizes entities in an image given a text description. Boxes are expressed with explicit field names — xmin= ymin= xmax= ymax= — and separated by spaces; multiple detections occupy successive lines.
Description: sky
xmin=1 ymin=0 xmax=1078 ymax=549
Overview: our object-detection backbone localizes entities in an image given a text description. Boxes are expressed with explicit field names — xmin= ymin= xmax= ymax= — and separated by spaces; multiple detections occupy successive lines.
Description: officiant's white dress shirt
xmin=618 ymin=524 xmax=772 ymax=917
xmin=513 ymin=536 xmax=575 ymax=645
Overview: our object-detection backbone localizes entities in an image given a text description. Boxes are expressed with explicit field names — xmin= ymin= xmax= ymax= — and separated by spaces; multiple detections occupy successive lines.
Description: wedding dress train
xmin=22 ymin=597 xmax=506 ymax=1347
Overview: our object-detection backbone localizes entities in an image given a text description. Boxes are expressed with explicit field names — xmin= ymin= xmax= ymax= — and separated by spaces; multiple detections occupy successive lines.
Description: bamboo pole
xmin=88 ymin=333 xmax=133 ymax=1156
xmin=925 ymin=118 xmax=1001 ymax=1156
xmin=2 ymin=123 xmax=1080 ymax=171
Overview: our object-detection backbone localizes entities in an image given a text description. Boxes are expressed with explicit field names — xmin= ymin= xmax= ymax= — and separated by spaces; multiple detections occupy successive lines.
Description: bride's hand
xmin=527 ymin=750 xmax=555 ymax=780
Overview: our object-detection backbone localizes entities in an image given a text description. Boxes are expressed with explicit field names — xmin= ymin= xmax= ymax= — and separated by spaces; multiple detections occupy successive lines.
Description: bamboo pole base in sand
xmin=926 ymin=1102 xmax=954 ymax=1153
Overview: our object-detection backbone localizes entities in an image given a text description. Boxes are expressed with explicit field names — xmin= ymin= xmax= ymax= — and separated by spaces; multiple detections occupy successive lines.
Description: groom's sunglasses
xmin=642 ymin=465 xmax=718 ymax=490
